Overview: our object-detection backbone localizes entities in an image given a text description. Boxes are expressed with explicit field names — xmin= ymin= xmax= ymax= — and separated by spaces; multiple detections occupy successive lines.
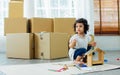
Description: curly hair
xmin=73 ymin=18 xmax=89 ymax=34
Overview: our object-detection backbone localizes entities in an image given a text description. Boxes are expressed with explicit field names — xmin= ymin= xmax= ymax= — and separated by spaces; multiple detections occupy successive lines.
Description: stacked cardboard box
xmin=41 ymin=32 xmax=70 ymax=59
xmin=30 ymin=18 xmax=53 ymax=33
xmin=6 ymin=33 xmax=34 ymax=59
xmin=5 ymin=0 xmax=26 ymax=35
xmin=34 ymin=33 xmax=41 ymax=59
xmin=4 ymin=18 xmax=29 ymax=35
xmin=5 ymin=0 xmax=75 ymax=59
xmin=34 ymin=18 xmax=75 ymax=59
xmin=5 ymin=17 xmax=74 ymax=59
xmin=53 ymin=18 xmax=75 ymax=34
xmin=9 ymin=1 xmax=23 ymax=18
xmin=34 ymin=32 xmax=70 ymax=59
xmin=5 ymin=0 xmax=34 ymax=59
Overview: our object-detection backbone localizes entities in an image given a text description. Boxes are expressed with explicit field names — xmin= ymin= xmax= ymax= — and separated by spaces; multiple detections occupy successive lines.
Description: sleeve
xmin=88 ymin=34 xmax=94 ymax=43
xmin=69 ymin=35 xmax=76 ymax=43
xmin=88 ymin=35 xmax=92 ymax=43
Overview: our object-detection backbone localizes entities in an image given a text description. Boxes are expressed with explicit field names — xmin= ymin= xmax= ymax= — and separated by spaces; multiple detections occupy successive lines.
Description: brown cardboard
xmin=34 ymin=33 xmax=41 ymax=59
xmin=9 ymin=1 xmax=23 ymax=18
xmin=30 ymin=18 xmax=53 ymax=33
xmin=40 ymin=32 xmax=70 ymax=59
xmin=53 ymin=18 xmax=76 ymax=34
xmin=6 ymin=33 xmax=34 ymax=59
xmin=4 ymin=18 xmax=29 ymax=35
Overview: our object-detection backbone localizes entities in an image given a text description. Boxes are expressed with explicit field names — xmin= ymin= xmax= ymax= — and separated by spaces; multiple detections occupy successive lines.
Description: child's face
xmin=75 ymin=23 xmax=84 ymax=34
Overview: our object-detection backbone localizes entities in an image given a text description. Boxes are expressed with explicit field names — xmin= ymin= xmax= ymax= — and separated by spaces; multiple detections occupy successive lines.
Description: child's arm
xmin=69 ymin=39 xmax=76 ymax=48
xmin=89 ymin=41 xmax=96 ymax=47
xmin=88 ymin=34 xmax=96 ymax=47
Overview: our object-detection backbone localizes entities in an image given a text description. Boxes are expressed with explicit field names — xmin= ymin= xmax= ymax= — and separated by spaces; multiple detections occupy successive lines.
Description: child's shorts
xmin=73 ymin=48 xmax=87 ymax=60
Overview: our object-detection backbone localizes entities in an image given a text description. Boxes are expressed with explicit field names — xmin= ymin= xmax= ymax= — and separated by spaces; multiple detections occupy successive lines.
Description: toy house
xmin=86 ymin=47 xmax=105 ymax=67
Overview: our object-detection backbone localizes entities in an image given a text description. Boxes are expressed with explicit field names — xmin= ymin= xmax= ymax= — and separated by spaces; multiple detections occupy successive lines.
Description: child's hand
xmin=69 ymin=39 xmax=77 ymax=48
xmin=72 ymin=39 xmax=77 ymax=44
xmin=91 ymin=42 xmax=96 ymax=46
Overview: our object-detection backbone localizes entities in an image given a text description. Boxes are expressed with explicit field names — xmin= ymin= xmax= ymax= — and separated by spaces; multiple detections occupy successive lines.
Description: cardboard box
xmin=4 ymin=18 xmax=29 ymax=35
xmin=53 ymin=18 xmax=76 ymax=34
xmin=34 ymin=33 xmax=41 ymax=59
xmin=40 ymin=32 xmax=70 ymax=59
xmin=6 ymin=33 xmax=34 ymax=59
xmin=30 ymin=18 xmax=53 ymax=33
xmin=9 ymin=1 xmax=23 ymax=18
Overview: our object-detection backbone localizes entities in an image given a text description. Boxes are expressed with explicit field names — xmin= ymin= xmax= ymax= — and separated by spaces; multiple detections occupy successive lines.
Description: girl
xmin=69 ymin=18 xmax=96 ymax=64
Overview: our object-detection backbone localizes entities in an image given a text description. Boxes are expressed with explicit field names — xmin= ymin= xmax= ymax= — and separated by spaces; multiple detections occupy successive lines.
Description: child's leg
xmin=76 ymin=56 xmax=81 ymax=61
xmin=73 ymin=48 xmax=87 ymax=64
xmin=74 ymin=56 xmax=84 ymax=64
xmin=83 ymin=55 xmax=87 ymax=63
xmin=87 ymin=45 xmax=95 ymax=55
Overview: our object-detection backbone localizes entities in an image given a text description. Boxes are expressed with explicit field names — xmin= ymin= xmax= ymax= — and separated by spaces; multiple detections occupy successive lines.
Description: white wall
xmin=75 ymin=0 xmax=94 ymax=34
xmin=24 ymin=0 xmax=34 ymax=18
xmin=95 ymin=36 xmax=120 ymax=51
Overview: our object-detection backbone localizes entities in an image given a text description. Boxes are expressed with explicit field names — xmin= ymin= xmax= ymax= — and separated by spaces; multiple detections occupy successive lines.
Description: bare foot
xmin=74 ymin=60 xmax=84 ymax=65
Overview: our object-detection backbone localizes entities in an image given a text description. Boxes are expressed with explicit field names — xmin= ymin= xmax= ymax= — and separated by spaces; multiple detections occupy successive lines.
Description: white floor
xmin=0 ymin=36 xmax=120 ymax=75
xmin=0 ymin=61 xmax=120 ymax=75
xmin=0 ymin=51 xmax=120 ymax=75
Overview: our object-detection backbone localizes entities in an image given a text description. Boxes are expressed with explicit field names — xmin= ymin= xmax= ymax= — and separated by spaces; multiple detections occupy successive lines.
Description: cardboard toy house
xmin=85 ymin=47 xmax=105 ymax=67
